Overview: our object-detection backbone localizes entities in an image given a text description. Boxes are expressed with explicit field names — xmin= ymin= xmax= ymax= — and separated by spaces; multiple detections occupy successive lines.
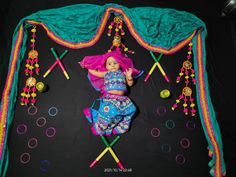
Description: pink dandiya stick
xmin=144 ymin=63 xmax=157 ymax=82
xmin=43 ymin=49 xmax=69 ymax=79
xmin=43 ymin=60 xmax=58 ymax=78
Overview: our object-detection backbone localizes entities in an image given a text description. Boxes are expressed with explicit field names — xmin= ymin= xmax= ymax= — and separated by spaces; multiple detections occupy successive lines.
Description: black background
xmin=0 ymin=0 xmax=236 ymax=177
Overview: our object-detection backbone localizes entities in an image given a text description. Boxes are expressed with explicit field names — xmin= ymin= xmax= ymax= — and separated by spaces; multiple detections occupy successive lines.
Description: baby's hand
xmin=124 ymin=68 xmax=133 ymax=77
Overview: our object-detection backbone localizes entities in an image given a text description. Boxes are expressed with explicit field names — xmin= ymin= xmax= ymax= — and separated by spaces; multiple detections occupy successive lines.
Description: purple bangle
xmin=45 ymin=127 xmax=56 ymax=138
xmin=180 ymin=138 xmax=190 ymax=149
xmin=27 ymin=105 xmax=37 ymax=116
xmin=16 ymin=124 xmax=27 ymax=135
xmin=151 ymin=128 xmax=160 ymax=138
xmin=20 ymin=152 xmax=31 ymax=164
xmin=28 ymin=138 xmax=38 ymax=149
xmin=36 ymin=117 xmax=46 ymax=127
xmin=175 ymin=154 xmax=186 ymax=165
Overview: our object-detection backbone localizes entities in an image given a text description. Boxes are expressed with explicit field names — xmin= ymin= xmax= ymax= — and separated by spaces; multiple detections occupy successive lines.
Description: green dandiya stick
xmin=147 ymin=51 xmax=170 ymax=82
xmin=99 ymin=135 xmax=124 ymax=170
xmin=89 ymin=136 xmax=120 ymax=168
xmin=43 ymin=50 xmax=68 ymax=78
xmin=50 ymin=48 xmax=70 ymax=79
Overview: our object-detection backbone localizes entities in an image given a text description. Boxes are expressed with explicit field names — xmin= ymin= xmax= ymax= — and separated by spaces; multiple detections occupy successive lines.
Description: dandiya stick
xmin=149 ymin=51 xmax=170 ymax=83
xmin=100 ymin=135 xmax=124 ymax=170
xmin=50 ymin=48 xmax=70 ymax=79
xmin=89 ymin=136 xmax=120 ymax=168
xmin=43 ymin=50 xmax=68 ymax=78
xmin=144 ymin=63 xmax=157 ymax=82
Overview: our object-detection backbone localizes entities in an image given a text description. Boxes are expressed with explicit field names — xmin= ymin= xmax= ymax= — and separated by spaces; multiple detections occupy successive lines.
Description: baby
xmin=79 ymin=51 xmax=143 ymax=136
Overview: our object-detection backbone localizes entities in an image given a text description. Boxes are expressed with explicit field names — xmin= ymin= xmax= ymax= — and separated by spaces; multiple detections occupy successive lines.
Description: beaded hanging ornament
xmin=20 ymin=26 xmax=40 ymax=106
xmin=171 ymin=42 xmax=197 ymax=116
xmin=107 ymin=16 xmax=134 ymax=54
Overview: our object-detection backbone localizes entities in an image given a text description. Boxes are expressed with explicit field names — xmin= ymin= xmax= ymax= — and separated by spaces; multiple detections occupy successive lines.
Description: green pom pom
xmin=160 ymin=89 xmax=170 ymax=99
xmin=36 ymin=82 xmax=45 ymax=92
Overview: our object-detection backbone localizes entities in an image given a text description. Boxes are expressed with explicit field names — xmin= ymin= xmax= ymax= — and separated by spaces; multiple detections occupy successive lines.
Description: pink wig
xmin=79 ymin=51 xmax=143 ymax=92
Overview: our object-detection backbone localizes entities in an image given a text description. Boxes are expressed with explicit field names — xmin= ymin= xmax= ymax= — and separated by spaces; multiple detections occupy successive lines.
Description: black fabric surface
xmin=0 ymin=1 xmax=236 ymax=177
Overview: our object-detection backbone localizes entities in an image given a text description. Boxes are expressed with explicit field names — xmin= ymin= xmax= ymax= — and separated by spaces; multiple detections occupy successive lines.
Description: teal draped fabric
xmin=0 ymin=3 xmax=225 ymax=177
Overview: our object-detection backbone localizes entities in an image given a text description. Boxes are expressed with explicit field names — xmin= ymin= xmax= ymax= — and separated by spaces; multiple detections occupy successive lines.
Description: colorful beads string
xmin=20 ymin=26 xmax=40 ymax=106
xmin=171 ymin=42 xmax=197 ymax=116
xmin=107 ymin=16 xmax=134 ymax=54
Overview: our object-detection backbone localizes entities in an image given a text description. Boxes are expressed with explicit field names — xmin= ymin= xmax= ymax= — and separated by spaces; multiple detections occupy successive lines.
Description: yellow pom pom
xmin=115 ymin=28 xmax=119 ymax=32
xmin=108 ymin=25 xmax=113 ymax=29
xmin=124 ymin=48 xmax=128 ymax=52
xmin=179 ymin=72 xmax=184 ymax=76
xmin=185 ymin=75 xmax=189 ymax=79
xmin=28 ymin=66 xmax=34 ymax=70
xmin=30 ymin=39 xmax=35 ymax=43
xmin=25 ymin=64 xmax=30 ymax=68
xmin=31 ymin=28 xmax=36 ymax=33
xmin=191 ymin=74 xmax=195 ymax=77
xmin=183 ymin=103 xmax=188 ymax=107
xmin=190 ymin=103 xmax=195 ymax=107
xmin=31 ymin=93 xmax=37 ymax=97
xmin=34 ymin=63 xmax=39 ymax=68
xmin=176 ymin=99 xmax=180 ymax=103
xmin=188 ymin=51 xmax=192 ymax=55
xmin=25 ymin=94 xmax=30 ymax=98
xmin=189 ymin=42 xmax=193 ymax=46
xmin=21 ymin=92 xmax=26 ymax=97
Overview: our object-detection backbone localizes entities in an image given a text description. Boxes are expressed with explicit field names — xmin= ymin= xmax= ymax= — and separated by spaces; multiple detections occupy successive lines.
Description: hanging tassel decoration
xmin=20 ymin=26 xmax=40 ymax=106
xmin=171 ymin=42 xmax=197 ymax=116
xmin=107 ymin=16 xmax=134 ymax=54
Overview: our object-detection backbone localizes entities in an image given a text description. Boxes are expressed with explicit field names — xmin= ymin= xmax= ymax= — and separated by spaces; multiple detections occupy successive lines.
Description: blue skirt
xmin=83 ymin=93 xmax=136 ymax=136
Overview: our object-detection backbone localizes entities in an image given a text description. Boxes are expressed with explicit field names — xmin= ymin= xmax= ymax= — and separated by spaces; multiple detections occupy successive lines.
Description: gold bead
xmin=179 ymin=72 xmax=184 ymax=76
xmin=191 ymin=74 xmax=195 ymax=77
xmin=183 ymin=103 xmax=188 ymax=107
xmin=108 ymin=25 xmax=113 ymax=29
xmin=115 ymin=28 xmax=119 ymax=32
xmin=124 ymin=48 xmax=128 ymax=52
xmin=176 ymin=99 xmax=180 ymax=103
xmin=188 ymin=51 xmax=192 ymax=55
xmin=118 ymin=25 xmax=122 ymax=29
xmin=107 ymin=33 xmax=111 ymax=36
xmin=25 ymin=94 xmax=30 ymax=98
xmin=21 ymin=92 xmax=26 ymax=97
xmin=189 ymin=42 xmax=193 ymax=46
xmin=190 ymin=103 xmax=195 ymax=107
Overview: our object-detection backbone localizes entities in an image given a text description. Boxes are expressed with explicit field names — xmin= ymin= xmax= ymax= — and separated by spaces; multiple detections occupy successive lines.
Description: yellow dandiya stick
xmin=156 ymin=62 xmax=170 ymax=83
xmin=148 ymin=51 xmax=170 ymax=83
xmin=89 ymin=136 xmax=120 ymax=168
xmin=144 ymin=63 xmax=157 ymax=82
xmin=43 ymin=49 xmax=68 ymax=78
xmin=50 ymin=48 xmax=70 ymax=79
xmin=100 ymin=135 xmax=124 ymax=170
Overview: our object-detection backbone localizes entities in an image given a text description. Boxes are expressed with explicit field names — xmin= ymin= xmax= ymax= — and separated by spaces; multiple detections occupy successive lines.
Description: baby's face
xmin=106 ymin=57 xmax=120 ymax=72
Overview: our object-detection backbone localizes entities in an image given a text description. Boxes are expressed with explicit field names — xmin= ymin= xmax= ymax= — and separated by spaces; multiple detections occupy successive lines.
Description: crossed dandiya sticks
xmin=43 ymin=48 xmax=70 ymax=79
xmin=90 ymin=135 xmax=124 ymax=170
xmin=144 ymin=51 xmax=170 ymax=83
